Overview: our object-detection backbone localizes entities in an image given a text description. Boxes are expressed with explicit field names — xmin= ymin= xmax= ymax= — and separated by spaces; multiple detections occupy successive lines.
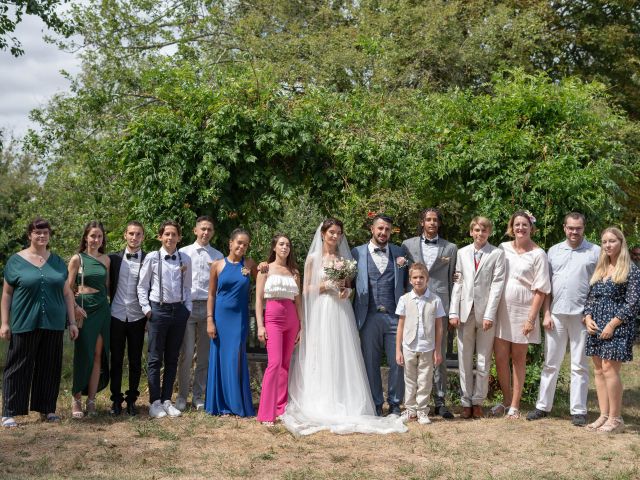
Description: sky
xmin=0 ymin=14 xmax=80 ymax=138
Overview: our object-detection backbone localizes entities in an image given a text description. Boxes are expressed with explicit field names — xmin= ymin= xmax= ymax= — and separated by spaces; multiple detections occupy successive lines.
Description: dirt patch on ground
xmin=1 ymin=403 xmax=638 ymax=480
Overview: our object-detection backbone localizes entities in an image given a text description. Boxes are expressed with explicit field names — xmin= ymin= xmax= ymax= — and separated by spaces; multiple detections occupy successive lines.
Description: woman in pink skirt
xmin=255 ymin=234 xmax=302 ymax=425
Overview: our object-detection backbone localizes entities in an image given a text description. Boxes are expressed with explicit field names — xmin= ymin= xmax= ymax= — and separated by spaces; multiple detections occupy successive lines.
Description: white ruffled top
xmin=264 ymin=274 xmax=299 ymax=300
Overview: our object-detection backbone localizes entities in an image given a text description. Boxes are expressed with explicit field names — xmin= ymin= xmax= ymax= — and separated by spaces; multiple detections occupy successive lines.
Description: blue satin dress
xmin=205 ymin=258 xmax=255 ymax=416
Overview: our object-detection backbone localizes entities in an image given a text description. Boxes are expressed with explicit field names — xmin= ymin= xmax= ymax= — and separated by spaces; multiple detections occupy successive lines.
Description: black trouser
xmin=147 ymin=301 xmax=189 ymax=403
xmin=2 ymin=329 xmax=64 ymax=417
xmin=110 ymin=316 xmax=147 ymax=404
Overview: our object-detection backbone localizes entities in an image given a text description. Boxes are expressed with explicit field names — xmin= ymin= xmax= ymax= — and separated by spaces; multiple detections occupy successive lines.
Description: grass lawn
xmin=0 ymin=340 xmax=638 ymax=479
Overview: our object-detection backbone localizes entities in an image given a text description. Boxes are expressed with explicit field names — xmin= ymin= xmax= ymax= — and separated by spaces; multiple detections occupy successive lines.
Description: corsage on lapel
xmin=396 ymin=256 xmax=408 ymax=269
xmin=440 ymin=256 xmax=451 ymax=263
xmin=241 ymin=266 xmax=251 ymax=276
xmin=180 ymin=265 xmax=188 ymax=273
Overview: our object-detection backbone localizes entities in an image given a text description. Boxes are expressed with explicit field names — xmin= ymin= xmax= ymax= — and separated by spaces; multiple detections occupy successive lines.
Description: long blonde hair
xmin=590 ymin=227 xmax=631 ymax=284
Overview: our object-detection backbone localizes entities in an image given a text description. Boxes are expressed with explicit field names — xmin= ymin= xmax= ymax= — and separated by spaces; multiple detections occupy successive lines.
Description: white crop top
xmin=264 ymin=274 xmax=299 ymax=300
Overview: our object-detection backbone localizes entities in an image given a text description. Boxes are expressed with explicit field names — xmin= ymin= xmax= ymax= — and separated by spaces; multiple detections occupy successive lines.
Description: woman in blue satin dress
xmin=205 ymin=228 xmax=257 ymax=416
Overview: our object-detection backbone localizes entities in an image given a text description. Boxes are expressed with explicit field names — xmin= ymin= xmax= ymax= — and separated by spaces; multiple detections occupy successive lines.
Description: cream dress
xmin=495 ymin=242 xmax=551 ymax=344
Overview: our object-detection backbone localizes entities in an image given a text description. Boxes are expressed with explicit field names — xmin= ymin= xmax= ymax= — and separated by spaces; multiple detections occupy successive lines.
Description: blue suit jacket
xmin=351 ymin=243 xmax=408 ymax=330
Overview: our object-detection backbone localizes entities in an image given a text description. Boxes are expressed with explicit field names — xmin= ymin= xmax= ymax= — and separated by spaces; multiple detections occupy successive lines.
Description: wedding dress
xmin=280 ymin=225 xmax=407 ymax=436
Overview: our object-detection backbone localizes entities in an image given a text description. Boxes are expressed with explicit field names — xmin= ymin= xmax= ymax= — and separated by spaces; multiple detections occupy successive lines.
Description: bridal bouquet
xmin=324 ymin=257 xmax=358 ymax=282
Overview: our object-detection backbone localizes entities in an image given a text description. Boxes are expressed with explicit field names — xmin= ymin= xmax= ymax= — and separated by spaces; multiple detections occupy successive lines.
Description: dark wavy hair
xmin=266 ymin=233 xmax=298 ymax=275
xmin=158 ymin=220 xmax=182 ymax=236
xmin=320 ymin=217 xmax=344 ymax=235
xmin=79 ymin=221 xmax=106 ymax=253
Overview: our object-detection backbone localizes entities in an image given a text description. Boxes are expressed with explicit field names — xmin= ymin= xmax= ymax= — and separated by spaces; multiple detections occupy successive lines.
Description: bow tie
xmin=164 ymin=254 xmax=176 ymax=261
xmin=126 ymin=252 xmax=138 ymax=260
xmin=374 ymin=247 xmax=387 ymax=254
xmin=424 ymin=238 xmax=438 ymax=245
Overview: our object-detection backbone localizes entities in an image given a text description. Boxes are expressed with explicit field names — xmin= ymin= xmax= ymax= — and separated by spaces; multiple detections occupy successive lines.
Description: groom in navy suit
xmin=352 ymin=215 xmax=408 ymax=416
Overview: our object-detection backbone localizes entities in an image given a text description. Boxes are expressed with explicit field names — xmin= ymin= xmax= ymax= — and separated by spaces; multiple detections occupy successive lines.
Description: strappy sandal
xmin=72 ymin=398 xmax=84 ymax=419
xmin=490 ymin=403 xmax=506 ymax=417
xmin=597 ymin=416 xmax=624 ymax=434
xmin=2 ymin=416 xmax=18 ymax=428
xmin=261 ymin=421 xmax=275 ymax=427
xmin=506 ymin=407 xmax=521 ymax=419
xmin=586 ymin=415 xmax=608 ymax=431
xmin=86 ymin=398 xmax=97 ymax=417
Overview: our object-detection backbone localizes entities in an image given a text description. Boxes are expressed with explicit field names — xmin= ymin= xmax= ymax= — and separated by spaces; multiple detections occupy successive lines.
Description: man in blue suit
xmin=352 ymin=214 xmax=408 ymax=416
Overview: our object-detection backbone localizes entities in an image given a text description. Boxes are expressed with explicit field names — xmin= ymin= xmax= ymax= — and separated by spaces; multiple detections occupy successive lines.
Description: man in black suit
xmin=108 ymin=221 xmax=147 ymax=416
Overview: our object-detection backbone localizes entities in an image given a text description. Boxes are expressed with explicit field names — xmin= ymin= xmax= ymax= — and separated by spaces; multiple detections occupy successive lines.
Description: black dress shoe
xmin=110 ymin=402 xmax=122 ymax=416
xmin=375 ymin=405 xmax=383 ymax=417
xmin=436 ymin=406 xmax=454 ymax=419
xmin=126 ymin=401 xmax=138 ymax=416
xmin=388 ymin=405 xmax=402 ymax=416
xmin=526 ymin=408 xmax=548 ymax=421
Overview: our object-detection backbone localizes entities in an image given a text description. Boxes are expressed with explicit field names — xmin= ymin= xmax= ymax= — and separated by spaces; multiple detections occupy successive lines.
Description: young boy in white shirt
xmin=396 ymin=263 xmax=444 ymax=424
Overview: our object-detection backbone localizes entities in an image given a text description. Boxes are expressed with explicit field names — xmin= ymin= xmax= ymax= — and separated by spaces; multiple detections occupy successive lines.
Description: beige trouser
xmin=402 ymin=347 xmax=434 ymax=414
xmin=457 ymin=308 xmax=495 ymax=407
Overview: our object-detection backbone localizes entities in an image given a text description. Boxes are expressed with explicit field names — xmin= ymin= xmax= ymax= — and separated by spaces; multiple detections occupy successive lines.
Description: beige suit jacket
xmin=449 ymin=242 xmax=505 ymax=323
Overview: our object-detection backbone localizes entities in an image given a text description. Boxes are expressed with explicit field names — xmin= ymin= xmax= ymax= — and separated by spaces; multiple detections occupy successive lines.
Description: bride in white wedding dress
xmin=281 ymin=218 xmax=407 ymax=436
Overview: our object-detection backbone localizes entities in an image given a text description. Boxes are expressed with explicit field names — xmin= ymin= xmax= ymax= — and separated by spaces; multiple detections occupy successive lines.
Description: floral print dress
xmin=584 ymin=265 xmax=640 ymax=362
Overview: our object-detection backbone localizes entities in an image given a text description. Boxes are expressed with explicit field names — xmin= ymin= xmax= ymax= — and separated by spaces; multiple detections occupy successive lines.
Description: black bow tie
xmin=126 ymin=252 xmax=138 ymax=259
xmin=374 ymin=247 xmax=387 ymax=253
xmin=424 ymin=238 xmax=438 ymax=245
xmin=165 ymin=254 xmax=176 ymax=260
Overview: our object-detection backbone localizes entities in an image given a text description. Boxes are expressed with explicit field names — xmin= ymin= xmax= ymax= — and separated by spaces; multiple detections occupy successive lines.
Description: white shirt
xmin=137 ymin=247 xmax=193 ymax=314
xmin=180 ymin=242 xmax=223 ymax=301
xmin=421 ymin=235 xmax=439 ymax=270
xmin=111 ymin=248 xmax=145 ymax=322
xmin=395 ymin=288 xmax=445 ymax=352
xmin=368 ymin=241 xmax=389 ymax=274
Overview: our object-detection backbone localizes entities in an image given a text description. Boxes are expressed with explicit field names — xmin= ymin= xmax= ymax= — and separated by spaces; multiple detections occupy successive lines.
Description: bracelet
xmin=69 ymin=321 xmax=77 ymax=327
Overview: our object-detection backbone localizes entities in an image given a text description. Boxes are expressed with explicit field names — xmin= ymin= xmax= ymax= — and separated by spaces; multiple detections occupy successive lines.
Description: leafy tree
xmin=0 ymin=0 xmax=73 ymax=56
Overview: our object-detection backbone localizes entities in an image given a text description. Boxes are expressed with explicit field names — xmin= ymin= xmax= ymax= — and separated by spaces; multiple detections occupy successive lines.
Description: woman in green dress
xmin=69 ymin=221 xmax=111 ymax=418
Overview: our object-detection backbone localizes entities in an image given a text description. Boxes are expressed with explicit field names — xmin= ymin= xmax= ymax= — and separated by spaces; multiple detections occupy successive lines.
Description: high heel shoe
xmin=72 ymin=398 xmax=84 ymax=419
xmin=586 ymin=415 xmax=608 ymax=431
xmin=597 ymin=416 xmax=624 ymax=434
xmin=86 ymin=398 xmax=97 ymax=417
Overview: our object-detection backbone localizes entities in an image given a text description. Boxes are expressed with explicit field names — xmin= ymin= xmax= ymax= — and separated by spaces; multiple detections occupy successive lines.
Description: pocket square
xmin=440 ymin=256 xmax=450 ymax=262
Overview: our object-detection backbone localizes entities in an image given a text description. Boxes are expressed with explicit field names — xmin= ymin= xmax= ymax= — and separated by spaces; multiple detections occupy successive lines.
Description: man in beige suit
xmin=449 ymin=216 xmax=505 ymax=418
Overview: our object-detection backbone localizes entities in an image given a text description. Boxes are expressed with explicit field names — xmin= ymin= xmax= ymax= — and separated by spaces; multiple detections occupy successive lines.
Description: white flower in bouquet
xmin=323 ymin=257 xmax=358 ymax=282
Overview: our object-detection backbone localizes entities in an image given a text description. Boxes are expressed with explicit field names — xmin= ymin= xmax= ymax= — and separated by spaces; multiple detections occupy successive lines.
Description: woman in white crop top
xmin=255 ymin=234 xmax=302 ymax=425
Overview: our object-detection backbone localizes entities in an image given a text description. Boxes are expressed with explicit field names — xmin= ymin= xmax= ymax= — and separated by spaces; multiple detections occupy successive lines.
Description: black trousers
xmin=109 ymin=316 xmax=147 ymax=404
xmin=2 ymin=329 xmax=64 ymax=416
xmin=147 ymin=302 xmax=189 ymax=403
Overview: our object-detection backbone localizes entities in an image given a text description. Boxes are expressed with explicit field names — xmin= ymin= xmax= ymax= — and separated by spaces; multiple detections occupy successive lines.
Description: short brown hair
xmin=409 ymin=262 xmax=429 ymax=277
xmin=469 ymin=216 xmax=493 ymax=232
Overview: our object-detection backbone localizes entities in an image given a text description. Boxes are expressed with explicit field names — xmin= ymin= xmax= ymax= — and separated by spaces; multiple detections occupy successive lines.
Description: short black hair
xmin=196 ymin=215 xmax=215 ymax=225
xmin=372 ymin=214 xmax=393 ymax=225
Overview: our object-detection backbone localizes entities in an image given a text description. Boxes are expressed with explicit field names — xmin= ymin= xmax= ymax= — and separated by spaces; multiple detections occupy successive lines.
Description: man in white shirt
xmin=527 ymin=212 xmax=600 ymax=426
xmin=108 ymin=221 xmax=147 ymax=416
xmin=176 ymin=216 xmax=223 ymax=411
xmin=137 ymin=220 xmax=192 ymax=418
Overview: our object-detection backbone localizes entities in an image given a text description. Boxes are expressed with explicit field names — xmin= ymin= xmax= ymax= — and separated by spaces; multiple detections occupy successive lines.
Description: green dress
xmin=72 ymin=253 xmax=111 ymax=395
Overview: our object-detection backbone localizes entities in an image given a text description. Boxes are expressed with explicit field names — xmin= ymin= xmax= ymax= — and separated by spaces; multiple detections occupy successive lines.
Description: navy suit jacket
xmin=351 ymin=243 xmax=408 ymax=330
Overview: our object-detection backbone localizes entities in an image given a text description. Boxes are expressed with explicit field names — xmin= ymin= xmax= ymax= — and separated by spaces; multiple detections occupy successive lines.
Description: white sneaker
xmin=175 ymin=397 xmax=187 ymax=412
xmin=400 ymin=410 xmax=416 ymax=423
xmin=417 ymin=411 xmax=431 ymax=425
xmin=163 ymin=400 xmax=182 ymax=418
xmin=149 ymin=400 xmax=167 ymax=419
